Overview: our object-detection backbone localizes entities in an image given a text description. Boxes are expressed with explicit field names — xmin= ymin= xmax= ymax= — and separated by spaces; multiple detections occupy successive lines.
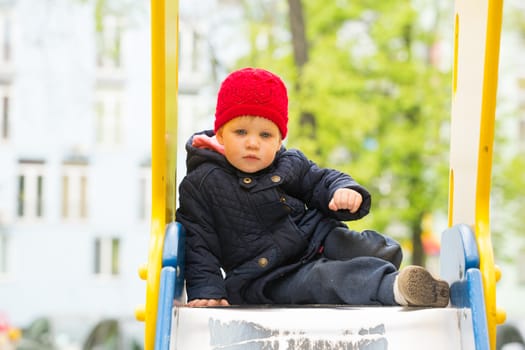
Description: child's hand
xmin=186 ymin=298 xmax=230 ymax=307
xmin=328 ymin=188 xmax=363 ymax=213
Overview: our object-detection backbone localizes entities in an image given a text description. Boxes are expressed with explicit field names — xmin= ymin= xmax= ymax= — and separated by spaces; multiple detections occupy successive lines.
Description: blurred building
xmin=0 ymin=0 xmax=218 ymax=327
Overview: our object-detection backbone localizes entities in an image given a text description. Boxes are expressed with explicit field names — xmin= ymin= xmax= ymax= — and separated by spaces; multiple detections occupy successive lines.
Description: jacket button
xmin=271 ymin=175 xmax=281 ymax=183
xmin=243 ymin=177 xmax=252 ymax=184
xmin=258 ymin=257 xmax=269 ymax=267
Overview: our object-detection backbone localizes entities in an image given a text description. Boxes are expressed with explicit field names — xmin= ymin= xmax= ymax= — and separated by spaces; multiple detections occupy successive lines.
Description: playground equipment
xmin=135 ymin=0 xmax=507 ymax=349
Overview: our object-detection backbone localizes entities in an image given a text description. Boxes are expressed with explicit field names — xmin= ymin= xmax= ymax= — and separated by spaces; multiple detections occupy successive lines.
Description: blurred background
xmin=0 ymin=0 xmax=524 ymax=349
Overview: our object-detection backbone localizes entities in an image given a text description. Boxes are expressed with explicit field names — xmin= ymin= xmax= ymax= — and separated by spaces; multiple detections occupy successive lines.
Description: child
xmin=176 ymin=67 xmax=449 ymax=308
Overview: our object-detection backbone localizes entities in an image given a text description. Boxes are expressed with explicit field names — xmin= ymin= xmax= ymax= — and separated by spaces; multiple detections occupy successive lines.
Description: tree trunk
xmin=286 ymin=0 xmax=316 ymax=139
xmin=411 ymin=214 xmax=425 ymax=266
xmin=287 ymin=0 xmax=308 ymax=68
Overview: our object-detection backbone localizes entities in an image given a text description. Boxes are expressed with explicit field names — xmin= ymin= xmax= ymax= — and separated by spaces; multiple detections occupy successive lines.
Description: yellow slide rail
xmin=135 ymin=1 xmax=179 ymax=350
xmin=475 ymin=0 xmax=507 ymax=347
xmin=449 ymin=0 xmax=506 ymax=349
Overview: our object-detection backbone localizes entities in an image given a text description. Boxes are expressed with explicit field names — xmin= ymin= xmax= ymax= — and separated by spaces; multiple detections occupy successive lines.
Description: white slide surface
xmin=169 ymin=306 xmax=475 ymax=350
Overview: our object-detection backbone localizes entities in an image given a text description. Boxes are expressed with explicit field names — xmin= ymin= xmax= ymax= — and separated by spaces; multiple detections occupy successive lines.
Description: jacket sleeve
xmin=176 ymin=178 xmax=227 ymax=301
xmin=287 ymin=150 xmax=371 ymax=221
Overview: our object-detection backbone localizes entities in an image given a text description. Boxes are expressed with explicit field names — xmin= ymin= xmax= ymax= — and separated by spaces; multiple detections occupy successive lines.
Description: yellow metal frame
xmin=135 ymin=1 xmax=179 ymax=350
xmin=450 ymin=1 xmax=506 ymax=349
xmin=475 ymin=0 xmax=506 ymax=348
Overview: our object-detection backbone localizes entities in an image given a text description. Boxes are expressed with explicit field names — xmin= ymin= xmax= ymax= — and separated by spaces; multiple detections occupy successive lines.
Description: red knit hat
xmin=214 ymin=67 xmax=288 ymax=139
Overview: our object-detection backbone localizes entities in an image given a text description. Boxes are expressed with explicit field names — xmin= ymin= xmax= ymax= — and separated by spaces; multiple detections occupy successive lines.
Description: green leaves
xmin=236 ymin=0 xmax=453 ymax=264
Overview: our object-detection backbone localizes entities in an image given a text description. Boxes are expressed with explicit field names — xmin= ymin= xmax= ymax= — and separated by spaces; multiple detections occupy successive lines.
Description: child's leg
xmin=265 ymin=257 xmax=399 ymax=305
xmin=323 ymin=227 xmax=403 ymax=268
xmin=265 ymin=258 xmax=450 ymax=307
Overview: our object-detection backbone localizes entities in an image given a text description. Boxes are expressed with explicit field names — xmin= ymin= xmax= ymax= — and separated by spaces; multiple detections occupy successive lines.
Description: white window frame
xmin=96 ymin=15 xmax=122 ymax=71
xmin=0 ymin=8 xmax=12 ymax=65
xmin=95 ymin=89 xmax=123 ymax=147
xmin=61 ymin=163 xmax=89 ymax=221
xmin=94 ymin=237 xmax=120 ymax=277
xmin=1 ymin=85 xmax=10 ymax=142
xmin=17 ymin=161 xmax=45 ymax=221
xmin=0 ymin=233 xmax=7 ymax=276
xmin=138 ymin=165 xmax=151 ymax=221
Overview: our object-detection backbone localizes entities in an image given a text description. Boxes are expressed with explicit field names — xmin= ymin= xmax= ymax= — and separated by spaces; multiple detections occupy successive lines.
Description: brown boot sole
xmin=398 ymin=266 xmax=450 ymax=307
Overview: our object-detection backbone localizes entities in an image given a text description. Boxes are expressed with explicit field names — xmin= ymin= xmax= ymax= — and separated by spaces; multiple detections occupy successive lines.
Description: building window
xmin=1 ymin=87 xmax=9 ymax=141
xmin=95 ymin=90 xmax=123 ymax=147
xmin=61 ymin=162 xmax=89 ymax=220
xmin=94 ymin=237 xmax=120 ymax=276
xmin=0 ymin=9 xmax=12 ymax=64
xmin=17 ymin=160 xmax=45 ymax=220
xmin=0 ymin=233 xmax=7 ymax=275
xmin=96 ymin=15 xmax=122 ymax=70
xmin=138 ymin=165 xmax=151 ymax=221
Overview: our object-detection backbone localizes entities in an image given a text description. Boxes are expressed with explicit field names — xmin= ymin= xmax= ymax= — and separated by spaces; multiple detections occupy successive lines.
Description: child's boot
xmin=394 ymin=265 xmax=450 ymax=307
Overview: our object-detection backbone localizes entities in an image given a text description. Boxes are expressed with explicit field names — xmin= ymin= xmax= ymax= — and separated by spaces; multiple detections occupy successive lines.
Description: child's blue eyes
xmin=233 ymin=129 xmax=273 ymax=138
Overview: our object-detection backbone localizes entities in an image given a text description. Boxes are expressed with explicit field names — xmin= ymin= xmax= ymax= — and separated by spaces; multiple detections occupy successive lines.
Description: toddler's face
xmin=216 ymin=116 xmax=282 ymax=173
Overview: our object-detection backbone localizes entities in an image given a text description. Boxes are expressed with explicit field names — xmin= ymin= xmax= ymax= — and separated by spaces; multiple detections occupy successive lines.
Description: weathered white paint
xmin=170 ymin=306 xmax=475 ymax=350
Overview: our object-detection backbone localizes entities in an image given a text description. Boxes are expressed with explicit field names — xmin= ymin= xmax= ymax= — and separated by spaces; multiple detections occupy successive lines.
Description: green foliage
xmin=72 ymin=0 xmax=107 ymax=32
xmin=490 ymin=1 xmax=525 ymax=260
xmin=234 ymin=0 xmax=453 ymax=264
xmin=492 ymin=138 xmax=525 ymax=261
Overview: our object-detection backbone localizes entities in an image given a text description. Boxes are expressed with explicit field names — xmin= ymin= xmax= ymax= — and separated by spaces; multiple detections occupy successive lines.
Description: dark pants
xmin=323 ymin=228 xmax=403 ymax=269
xmin=266 ymin=228 xmax=402 ymax=305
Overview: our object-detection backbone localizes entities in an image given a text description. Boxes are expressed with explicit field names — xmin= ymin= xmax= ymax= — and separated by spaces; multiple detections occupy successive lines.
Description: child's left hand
xmin=328 ymin=188 xmax=363 ymax=213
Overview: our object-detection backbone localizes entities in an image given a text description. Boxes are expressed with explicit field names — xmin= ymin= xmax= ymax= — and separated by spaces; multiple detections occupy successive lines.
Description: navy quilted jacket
xmin=176 ymin=130 xmax=372 ymax=304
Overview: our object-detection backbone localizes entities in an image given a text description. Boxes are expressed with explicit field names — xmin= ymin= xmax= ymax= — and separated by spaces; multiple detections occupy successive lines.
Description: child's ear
xmin=216 ymin=129 xmax=224 ymax=145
